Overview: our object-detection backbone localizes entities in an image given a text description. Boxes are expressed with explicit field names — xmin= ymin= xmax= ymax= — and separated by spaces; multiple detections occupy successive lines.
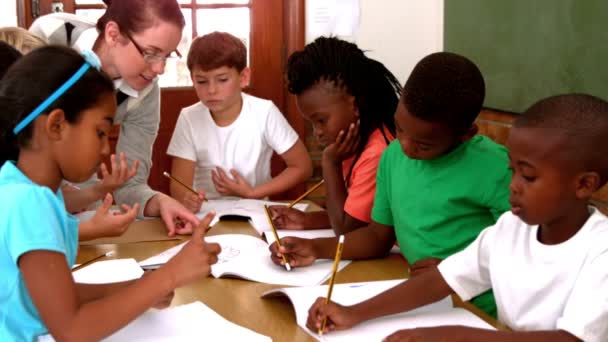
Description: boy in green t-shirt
xmin=269 ymin=52 xmax=511 ymax=317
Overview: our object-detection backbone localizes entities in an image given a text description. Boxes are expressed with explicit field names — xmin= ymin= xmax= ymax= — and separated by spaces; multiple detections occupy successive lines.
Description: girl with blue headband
xmin=0 ymin=46 xmax=221 ymax=341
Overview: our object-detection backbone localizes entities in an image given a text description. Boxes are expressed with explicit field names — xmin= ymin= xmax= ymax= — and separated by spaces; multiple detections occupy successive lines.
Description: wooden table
xmin=76 ymin=220 xmax=506 ymax=341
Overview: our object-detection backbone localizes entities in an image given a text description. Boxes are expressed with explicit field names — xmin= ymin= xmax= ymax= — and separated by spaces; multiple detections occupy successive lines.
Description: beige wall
xmin=356 ymin=0 xmax=443 ymax=84
xmin=305 ymin=0 xmax=443 ymax=84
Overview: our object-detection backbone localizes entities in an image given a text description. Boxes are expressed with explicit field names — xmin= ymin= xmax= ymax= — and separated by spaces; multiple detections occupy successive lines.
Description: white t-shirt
xmin=438 ymin=208 xmax=608 ymax=341
xmin=167 ymin=93 xmax=299 ymax=199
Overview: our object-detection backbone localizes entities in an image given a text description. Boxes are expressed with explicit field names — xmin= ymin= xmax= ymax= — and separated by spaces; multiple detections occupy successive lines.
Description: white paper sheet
xmin=139 ymin=234 xmax=350 ymax=287
xmin=306 ymin=0 xmax=360 ymax=43
xmin=72 ymin=259 xmax=144 ymax=284
xmin=196 ymin=199 xmax=308 ymax=233
xmin=263 ymin=279 xmax=495 ymax=341
xmin=38 ymin=301 xmax=271 ymax=342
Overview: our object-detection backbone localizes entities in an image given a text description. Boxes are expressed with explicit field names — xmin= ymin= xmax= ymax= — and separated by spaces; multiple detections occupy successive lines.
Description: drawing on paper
xmin=217 ymin=245 xmax=241 ymax=264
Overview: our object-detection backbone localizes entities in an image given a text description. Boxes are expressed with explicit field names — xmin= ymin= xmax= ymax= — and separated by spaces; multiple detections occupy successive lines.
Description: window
xmin=74 ymin=0 xmax=251 ymax=87
xmin=1 ymin=1 xmax=18 ymax=26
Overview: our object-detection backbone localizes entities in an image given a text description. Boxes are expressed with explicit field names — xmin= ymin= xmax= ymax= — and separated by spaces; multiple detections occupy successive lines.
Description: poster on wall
xmin=305 ymin=0 xmax=361 ymax=43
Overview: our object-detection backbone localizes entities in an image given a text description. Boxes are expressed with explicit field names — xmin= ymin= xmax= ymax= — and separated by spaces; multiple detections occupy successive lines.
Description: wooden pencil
xmin=72 ymin=251 xmax=114 ymax=272
xmin=319 ymin=235 xmax=345 ymax=335
xmin=263 ymin=204 xmax=291 ymax=271
xmin=287 ymin=179 xmax=325 ymax=209
xmin=163 ymin=171 xmax=207 ymax=201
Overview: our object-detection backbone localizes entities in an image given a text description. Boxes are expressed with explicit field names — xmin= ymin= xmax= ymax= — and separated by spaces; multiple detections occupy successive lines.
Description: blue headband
xmin=13 ymin=50 xmax=102 ymax=135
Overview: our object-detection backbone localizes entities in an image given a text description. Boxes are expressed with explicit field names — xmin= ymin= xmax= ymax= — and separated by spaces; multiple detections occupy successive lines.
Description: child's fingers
xmin=110 ymin=153 xmax=118 ymax=176
xmin=205 ymin=241 xmax=222 ymax=256
xmin=198 ymin=211 xmax=216 ymax=230
xmin=100 ymin=161 xmax=110 ymax=179
xmin=97 ymin=193 xmax=113 ymax=214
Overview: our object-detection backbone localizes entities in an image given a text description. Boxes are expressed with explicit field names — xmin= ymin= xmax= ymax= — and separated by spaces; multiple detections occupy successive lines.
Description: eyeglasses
xmin=123 ymin=32 xmax=182 ymax=65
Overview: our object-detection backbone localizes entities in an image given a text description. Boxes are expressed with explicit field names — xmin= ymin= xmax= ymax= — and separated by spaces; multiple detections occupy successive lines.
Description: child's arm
xmin=268 ymin=205 xmax=331 ymax=230
xmin=63 ymin=153 xmax=138 ymax=213
xmin=19 ymin=216 xmax=220 ymax=341
xmin=321 ymin=121 xmax=369 ymax=234
xmin=213 ymin=140 xmax=312 ymax=199
xmin=269 ymin=220 xmax=396 ymax=267
xmin=170 ymin=156 xmax=205 ymax=213
xmin=253 ymin=139 xmax=313 ymax=198
xmin=307 ymin=268 xmax=454 ymax=333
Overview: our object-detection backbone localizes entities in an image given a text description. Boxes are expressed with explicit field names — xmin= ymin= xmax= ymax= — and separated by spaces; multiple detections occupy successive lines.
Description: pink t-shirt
xmin=342 ymin=127 xmax=394 ymax=222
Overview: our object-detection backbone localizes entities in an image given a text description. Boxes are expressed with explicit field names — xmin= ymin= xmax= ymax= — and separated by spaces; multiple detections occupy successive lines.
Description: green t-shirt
xmin=372 ymin=135 xmax=511 ymax=317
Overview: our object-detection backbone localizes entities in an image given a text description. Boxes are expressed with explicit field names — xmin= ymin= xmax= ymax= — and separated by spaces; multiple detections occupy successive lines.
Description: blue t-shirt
xmin=0 ymin=162 xmax=79 ymax=341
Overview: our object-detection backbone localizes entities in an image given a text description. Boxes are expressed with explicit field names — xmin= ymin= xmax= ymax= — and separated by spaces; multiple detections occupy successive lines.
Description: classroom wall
xmin=355 ymin=0 xmax=443 ymax=84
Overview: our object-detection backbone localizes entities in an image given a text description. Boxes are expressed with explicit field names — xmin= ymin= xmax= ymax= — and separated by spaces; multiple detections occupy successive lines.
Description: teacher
xmin=30 ymin=0 xmax=199 ymax=236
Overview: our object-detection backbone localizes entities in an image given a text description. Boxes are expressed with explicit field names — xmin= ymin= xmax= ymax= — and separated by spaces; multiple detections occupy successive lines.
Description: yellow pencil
xmin=263 ymin=204 xmax=291 ymax=271
xmin=163 ymin=171 xmax=207 ymax=201
xmin=319 ymin=235 xmax=345 ymax=336
xmin=72 ymin=251 xmax=114 ymax=272
xmin=287 ymin=179 xmax=325 ymax=209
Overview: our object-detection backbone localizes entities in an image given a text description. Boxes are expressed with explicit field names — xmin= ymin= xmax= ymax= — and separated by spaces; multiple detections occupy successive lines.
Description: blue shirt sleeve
xmin=5 ymin=186 xmax=71 ymax=265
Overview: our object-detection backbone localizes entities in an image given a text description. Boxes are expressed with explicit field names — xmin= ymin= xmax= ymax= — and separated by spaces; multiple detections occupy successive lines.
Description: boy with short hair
xmin=308 ymin=93 xmax=608 ymax=342
xmin=168 ymin=32 xmax=312 ymax=211
xmin=270 ymin=52 xmax=511 ymax=317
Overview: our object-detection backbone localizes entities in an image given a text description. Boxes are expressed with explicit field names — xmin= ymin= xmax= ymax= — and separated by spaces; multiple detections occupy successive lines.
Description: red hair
xmin=187 ymin=31 xmax=247 ymax=72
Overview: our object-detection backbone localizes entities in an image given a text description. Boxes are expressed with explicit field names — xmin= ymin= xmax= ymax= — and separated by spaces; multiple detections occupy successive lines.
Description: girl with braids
xmin=30 ymin=0 xmax=200 ymax=239
xmin=0 ymin=46 xmax=220 ymax=341
xmin=270 ymin=37 xmax=401 ymax=235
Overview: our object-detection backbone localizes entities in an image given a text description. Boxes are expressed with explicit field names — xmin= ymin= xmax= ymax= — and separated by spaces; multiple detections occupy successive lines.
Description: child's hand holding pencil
xmin=268 ymin=236 xmax=319 ymax=268
xmin=306 ymin=235 xmax=360 ymax=335
xmin=163 ymin=171 xmax=206 ymax=213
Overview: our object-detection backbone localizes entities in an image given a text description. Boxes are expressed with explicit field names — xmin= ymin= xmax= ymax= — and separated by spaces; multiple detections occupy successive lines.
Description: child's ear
xmin=575 ymin=171 xmax=601 ymax=199
xmin=45 ymin=109 xmax=67 ymax=141
xmin=460 ymin=123 xmax=479 ymax=142
xmin=239 ymin=67 xmax=251 ymax=88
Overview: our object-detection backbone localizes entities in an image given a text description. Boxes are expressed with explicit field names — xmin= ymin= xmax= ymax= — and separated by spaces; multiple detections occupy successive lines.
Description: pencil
xmin=319 ymin=235 xmax=345 ymax=336
xmin=163 ymin=171 xmax=206 ymax=201
xmin=287 ymin=179 xmax=325 ymax=209
xmin=263 ymin=204 xmax=291 ymax=271
xmin=72 ymin=251 xmax=114 ymax=272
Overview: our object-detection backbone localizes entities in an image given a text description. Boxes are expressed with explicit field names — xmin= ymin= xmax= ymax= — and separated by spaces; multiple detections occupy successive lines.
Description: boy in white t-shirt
xmin=167 ymin=32 xmax=312 ymax=211
xmin=305 ymin=94 xmax=608 ymax=342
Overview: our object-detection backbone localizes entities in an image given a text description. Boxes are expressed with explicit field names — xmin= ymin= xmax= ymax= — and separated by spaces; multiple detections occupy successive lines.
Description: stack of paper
xmin=38 ymin=301 xmax=271 ymax=341
xmin=139 ymin=234 xmax=350 ymax=287
xmin=196 ymin=199 xmax=308 ymax=233
xmin=262 ymin=279 xmax=495 ymax=341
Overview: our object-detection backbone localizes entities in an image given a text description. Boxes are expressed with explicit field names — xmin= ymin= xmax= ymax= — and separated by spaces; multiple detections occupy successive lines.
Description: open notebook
xmin=262 ymin=279 xmax=495 ymax=341
xmin=139 ymin=234 xmax=350 ymax=287
xmin=38 ymin=301 xmax=271 ymax=342
xmin=196 ymin=199 xmax=309 ymax=234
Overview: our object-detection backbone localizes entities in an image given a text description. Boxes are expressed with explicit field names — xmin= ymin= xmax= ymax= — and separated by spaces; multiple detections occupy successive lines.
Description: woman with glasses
xmin=29 ymin=0 xmax=201 ymax=239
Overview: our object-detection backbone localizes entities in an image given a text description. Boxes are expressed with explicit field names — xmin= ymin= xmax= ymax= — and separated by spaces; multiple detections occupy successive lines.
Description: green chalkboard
xmin=444 ymin=0 xmax=608 ymax=113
